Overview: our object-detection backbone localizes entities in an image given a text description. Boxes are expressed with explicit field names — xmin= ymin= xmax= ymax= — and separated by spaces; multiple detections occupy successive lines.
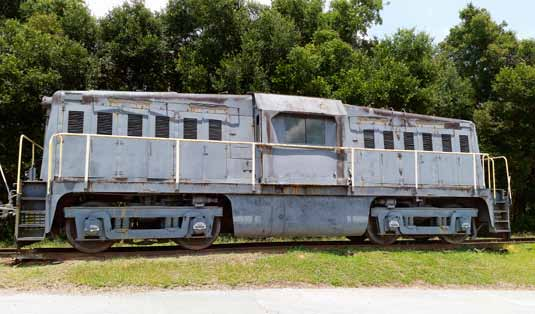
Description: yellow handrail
xmin=481 ymin=155 xmax=512 ymax=203
xmin=15 ymin=135 xmax=44 ymax=240
xmin=16 ymin=135 xmax=44 ymax=195
xmin=46 ymin=132 xmax=490 ymax=195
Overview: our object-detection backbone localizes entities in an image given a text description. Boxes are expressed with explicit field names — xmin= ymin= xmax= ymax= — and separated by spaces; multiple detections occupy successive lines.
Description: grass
xmin=1 ymin=244 xmax=535 ymax=290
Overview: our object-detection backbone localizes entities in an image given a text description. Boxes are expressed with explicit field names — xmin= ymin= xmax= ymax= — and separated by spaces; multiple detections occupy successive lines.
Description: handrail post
xmin=251 ymin=143 xmax=256 ymax=191
xmin=414 ymin=150 xmax=418 ymax=190
xmin=84 ymin=135 xmax=91 ymax=190
xmin=175 ymin=139 xmax=180 ymax=190
xmin=491 ymin=158 xmax=496 ymax=199
xmin=472 ymin=153 xmax=477 ymax=191
xmin=16 ymin=136 xmax=24 ymax=195
xmin=31 ymin=144 xmax=35 ymax=168
xmin=351 ymin=148 xmax=355 ymax=192
xmin=58 ymin=135 xmax=64 ymax=178
xmin=47 ymin=135 xmax=55 ymax=195
xmin=486 ymin=156 xmax=491 ymax=188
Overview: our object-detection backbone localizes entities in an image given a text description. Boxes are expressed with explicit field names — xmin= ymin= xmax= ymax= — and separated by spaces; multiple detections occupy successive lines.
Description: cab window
xmin=272 ymin=114 xmax=336 ymax=146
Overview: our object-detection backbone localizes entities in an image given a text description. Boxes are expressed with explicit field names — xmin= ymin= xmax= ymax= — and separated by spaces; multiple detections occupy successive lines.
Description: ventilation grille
xmin=209 ymin=119 xmax=222 ymax=141
xmin=128 ymin=114 xmax=143 ymax=137
xmin=363 ymin=129 xmax=375 ymax=148
xmin=97 ymin=112 xmax=113 ymax=135
xmin=183 ymin=118 xmax=197 ymax=139
xmin=404 ymin=132 xmax=415 ymax=150
xmin=67 ymin=111 xmax=84 ymax=133
xmin=422 ymin=133 xmax=433 ymax=151
xmin=155 ymin=116 xmax=170 ymax=138
xmin=442 ymin=134 xmax=452 ymax=152
xmin=383 ymin=131 xmax=394 ymax=150
xmin=459 ymin=135 xmax=470 ymax=152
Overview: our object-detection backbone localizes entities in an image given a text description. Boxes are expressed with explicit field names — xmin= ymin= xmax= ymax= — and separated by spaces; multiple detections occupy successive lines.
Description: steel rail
xmin=2 ymin=237 xmax=535 ymax=260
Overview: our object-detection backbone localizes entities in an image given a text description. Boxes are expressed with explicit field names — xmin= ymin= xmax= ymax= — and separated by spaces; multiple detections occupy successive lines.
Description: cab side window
xmin=273 ymin=114 xmax=336 ymax=146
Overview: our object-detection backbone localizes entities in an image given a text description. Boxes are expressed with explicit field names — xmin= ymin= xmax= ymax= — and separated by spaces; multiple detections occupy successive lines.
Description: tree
xmin=475 ymin=64 xmax=535 ymax=220
xmin=325 ymin=0 xmax=382 ymax=46
xmin=518 ymin=39 xmax=535 ymax=66
xmin=214 ymin=8 xmax=299 ymax=93
xmin=0 ymin=0 xmax=22 ymax=19
xmin=0 ymin=18 xmax=93 ymax=181
xmin=97 ymin=0 xmax=168 ymax=91
xmin=272 ymin=0 xmax=324 ymax=44
xmin=165 ymin=0 xmax=251 ymax=91
xmin=441 ymin=4 xmax=518 ymax=104
xmin=427 ymin=55 xmax=475 ymax=120
xmin=19 ymin=0 xmax=98 ymax=50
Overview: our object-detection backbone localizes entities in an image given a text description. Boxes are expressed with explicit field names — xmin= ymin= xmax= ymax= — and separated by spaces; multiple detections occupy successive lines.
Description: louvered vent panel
xmin=209 ymin=119 xmax=222 ymax=141
xmin=67 ymin=111 xmax=84 ymax=133
xmin=128 ymin=114 xmax=143 ymax=137
xmin=183 ymin=118 xmax=197 ymax=139
xmin=441 ymin=134 xmax=452 ymax=152
xmin=97 ymin=112 xmax=113 ymax=135
xmin=383 ymin=131 xmax=394 ymax=150
xmin=155 ymin=116 xmax=170 ymax=138
xmin=422 ymin=133 xmax=433 ymax=151
xmin=404 ymin=132 xmax=415 ymax=150
xmin=459 ymin=135 xmax=470 ymax=152
xmin=363 ymin=129 xmax=375 ymax=148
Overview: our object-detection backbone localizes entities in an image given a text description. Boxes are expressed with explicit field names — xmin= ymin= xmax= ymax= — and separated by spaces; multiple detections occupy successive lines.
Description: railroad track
xmin=1 ymin=237 xmax=534 ymax=262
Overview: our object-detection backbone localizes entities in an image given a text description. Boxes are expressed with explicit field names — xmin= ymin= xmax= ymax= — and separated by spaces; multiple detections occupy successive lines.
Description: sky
xmin=86 ymin=0 xmax=534 ymax=42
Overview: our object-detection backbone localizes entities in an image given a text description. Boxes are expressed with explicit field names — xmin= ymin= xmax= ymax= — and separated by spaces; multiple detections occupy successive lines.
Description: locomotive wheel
xmin=65 ymin=219 xmax=115 ymax=254
xmin=174 ymin=217 xmax=221 ymax=250
xmin=440 ymin=234 xmax=468 ymax=244
xmin=366 ymin=217 xmax=398 ymax=245
xmin=346 ymin=236 xmax=367 ymax=243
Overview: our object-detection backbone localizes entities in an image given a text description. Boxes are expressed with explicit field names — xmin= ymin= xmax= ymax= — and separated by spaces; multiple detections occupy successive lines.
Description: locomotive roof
xmin=43 ymin=90 xmax=472 ymax=125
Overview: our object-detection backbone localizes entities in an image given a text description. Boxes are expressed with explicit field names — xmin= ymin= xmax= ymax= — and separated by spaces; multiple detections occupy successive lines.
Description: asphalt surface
xmin=2 ymin=288 xmax=535 ymax=314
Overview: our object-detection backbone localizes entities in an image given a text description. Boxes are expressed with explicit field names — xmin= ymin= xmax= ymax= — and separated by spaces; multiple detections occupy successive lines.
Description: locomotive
xmin=0 ymin=91 xmax=512 ymax=253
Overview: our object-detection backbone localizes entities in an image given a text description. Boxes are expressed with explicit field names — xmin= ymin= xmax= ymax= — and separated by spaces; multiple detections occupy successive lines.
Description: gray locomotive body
xmin=12 ymin=91 xmax=511 ymax=252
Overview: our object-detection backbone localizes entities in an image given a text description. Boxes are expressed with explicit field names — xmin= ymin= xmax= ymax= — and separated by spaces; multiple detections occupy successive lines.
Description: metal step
xmin=18 ymin=223 xmax=45 ymax=228
xmin=21 ymin=197 xmax=46 ymax=201
xmin=19 ymin=210 xmax=46 ymax=214
xmin=17 ymin=237 xmax=45 ymax=241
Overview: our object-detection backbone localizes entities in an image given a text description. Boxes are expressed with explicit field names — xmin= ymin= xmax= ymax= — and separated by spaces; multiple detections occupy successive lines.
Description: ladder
xmin=493 ymin=189 xmax=511 ymax=234
xmin=16 ymin=181 xmax=47 ymax=242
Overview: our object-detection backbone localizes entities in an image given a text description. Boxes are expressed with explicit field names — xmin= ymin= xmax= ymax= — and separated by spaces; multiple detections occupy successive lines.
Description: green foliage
xmin=214 ymin=9 xmax=299 ymax=93
xmin=475 ymin=64 xmax=535 ymax=216
xmin=441 ymin=4 xmax=518 ymax=103
xmin=272 ymin=0 xmax=324 ymax=44
xmin=165 ymin=0 xmax=251 ymax=91
xmin=0 ymin=18 xmax=93 ymax=182
xmin=20 ymin=0 xmax=97 ymax=50
xmin=96 ymin=0 xmax=168 ymax=91
xmin=0 ymin=0 xmax=22 ymax=19
xmin=326 ymin=0 xmax=382 ymax=46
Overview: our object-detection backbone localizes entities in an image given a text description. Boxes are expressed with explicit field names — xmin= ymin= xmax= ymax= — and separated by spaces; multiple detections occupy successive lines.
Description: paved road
xmin=2 ymin=288 xmax=535 ymax=314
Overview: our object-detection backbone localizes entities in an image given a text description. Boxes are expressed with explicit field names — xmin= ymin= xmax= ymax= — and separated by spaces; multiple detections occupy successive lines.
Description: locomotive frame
xmin=1 ymin=91 xmax=512 ymax=252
